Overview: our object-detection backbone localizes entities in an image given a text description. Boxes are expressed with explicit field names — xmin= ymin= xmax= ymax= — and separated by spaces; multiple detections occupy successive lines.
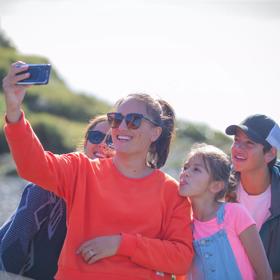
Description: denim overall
xmin=189 ymin=204 xmax=243 ymax=280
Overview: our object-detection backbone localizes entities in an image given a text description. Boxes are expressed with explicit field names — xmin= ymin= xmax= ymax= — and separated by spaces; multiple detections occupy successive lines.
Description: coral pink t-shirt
xmin=193 ymin=203 xmax=256 ymax=280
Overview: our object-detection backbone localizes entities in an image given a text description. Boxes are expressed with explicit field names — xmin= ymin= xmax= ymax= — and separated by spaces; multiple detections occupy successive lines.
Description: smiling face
xmin=179 ymin=155 xmax=213 ymax=198
xmin=110 ymin=97 xmax=162 ymax=157
xmin=231 ymin=129 xmax=268 ymax=173
xmin=84 ymin=121 xmax=114 ymax=159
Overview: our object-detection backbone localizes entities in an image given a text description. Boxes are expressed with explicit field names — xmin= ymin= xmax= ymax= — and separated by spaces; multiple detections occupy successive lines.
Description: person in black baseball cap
xmin=226 ymin=114 xmax=280 ymax=151
xmin=225 ymin=114 xmax=280 ymax=278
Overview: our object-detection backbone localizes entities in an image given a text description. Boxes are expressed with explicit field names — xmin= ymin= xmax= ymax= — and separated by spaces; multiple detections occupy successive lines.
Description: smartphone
xmin=16 ymin=64 xmax=51 ymax=85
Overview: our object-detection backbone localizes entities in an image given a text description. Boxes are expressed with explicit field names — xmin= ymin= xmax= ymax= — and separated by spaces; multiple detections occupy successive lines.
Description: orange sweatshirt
xmin=4 ymin=112 xmax=193 ymax=280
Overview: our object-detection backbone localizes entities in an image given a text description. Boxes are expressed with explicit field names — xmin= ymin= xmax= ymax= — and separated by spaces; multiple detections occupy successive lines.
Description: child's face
xmin=179 ymin=155 xmax=212 ymax=198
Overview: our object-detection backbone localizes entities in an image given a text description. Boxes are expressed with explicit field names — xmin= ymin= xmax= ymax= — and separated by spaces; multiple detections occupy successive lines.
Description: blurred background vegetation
xmin=0 ymin=29 xmax=232 ymax=179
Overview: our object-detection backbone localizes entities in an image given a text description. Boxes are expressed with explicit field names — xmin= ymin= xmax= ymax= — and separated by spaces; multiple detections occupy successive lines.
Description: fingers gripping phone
xmin=16 ymin=64 xmax=51 ymax=85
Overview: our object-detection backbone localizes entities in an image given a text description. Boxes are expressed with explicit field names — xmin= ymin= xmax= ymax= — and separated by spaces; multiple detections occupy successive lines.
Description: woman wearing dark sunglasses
xmin=3 ymin=62 xmax=193 ymax=280
xmin=83 ymin=116 xmax=114 ymax=159
xmin=0 ymin=114 xmax=113 ymax=280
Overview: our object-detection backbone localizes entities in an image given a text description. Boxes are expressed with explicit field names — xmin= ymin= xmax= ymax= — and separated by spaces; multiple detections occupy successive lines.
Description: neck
xmin=113 ymin=153 xmax=153 ymax=178
xmin=240 ymin=166 xmax=271 ymax=195
xmin=191 ymin=197 xmax=221 ymax=222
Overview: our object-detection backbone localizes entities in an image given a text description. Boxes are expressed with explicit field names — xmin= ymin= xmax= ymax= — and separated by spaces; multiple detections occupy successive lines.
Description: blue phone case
xmin=16 ymin=64 xmax=51 ymax=85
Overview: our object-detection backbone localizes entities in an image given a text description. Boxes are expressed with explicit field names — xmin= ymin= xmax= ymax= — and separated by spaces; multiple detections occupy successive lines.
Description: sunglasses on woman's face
xmin=87 ymin=130 xmax=113 ymax=146
xmin=107 ymin=112 xmax=160 ymax=130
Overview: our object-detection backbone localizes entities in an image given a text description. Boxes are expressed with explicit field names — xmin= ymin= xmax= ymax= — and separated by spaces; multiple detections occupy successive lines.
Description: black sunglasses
xmin=107 ymin=112 xmax=160 ymax=130
xmin=87 ymin=130 xmax=113 ymax=146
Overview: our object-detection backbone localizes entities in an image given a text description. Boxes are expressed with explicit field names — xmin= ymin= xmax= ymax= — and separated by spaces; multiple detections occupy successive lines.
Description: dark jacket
xmin=260 ymin=161 xmax=280 ymax=273
xmin=0 ymin=183 xmax=66 ymax=280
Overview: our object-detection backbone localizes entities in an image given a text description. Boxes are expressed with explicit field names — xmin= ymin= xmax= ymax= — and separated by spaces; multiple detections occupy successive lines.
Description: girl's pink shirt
xmin=193 ymin=203 xmax=256 ymax=280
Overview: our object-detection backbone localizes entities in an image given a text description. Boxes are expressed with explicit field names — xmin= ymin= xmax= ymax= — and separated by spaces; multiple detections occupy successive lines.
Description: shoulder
xmin=156 ymin=170 xmax=190 ymax=205
xmin=224 ymin=202 xmax=254 ymax=223
xmin=20 ymin=183 xmax=61 ymax=207
xmin=56 ymin=152 xmax=94 ymax=172
xmin=225 ymin=202 xmax=249 ymax=214
xmin=225 ymin=202 xmax=255 ymax=228
xmin=156 ymin=170 xmax=179 ymax=190
xmin=23 ymin=182 xmax=52 ymax=197
xmin=89 ymin=157 xmax=113 ymax=173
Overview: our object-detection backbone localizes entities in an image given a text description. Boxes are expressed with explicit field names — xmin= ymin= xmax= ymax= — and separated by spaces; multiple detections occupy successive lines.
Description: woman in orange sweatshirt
xmin=3 ymin=61 xmax=193 ymax=280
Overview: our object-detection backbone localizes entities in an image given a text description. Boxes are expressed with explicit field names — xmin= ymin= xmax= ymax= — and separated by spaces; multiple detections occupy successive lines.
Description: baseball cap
xmin=225 ymin=114 xmax=280 ymax=150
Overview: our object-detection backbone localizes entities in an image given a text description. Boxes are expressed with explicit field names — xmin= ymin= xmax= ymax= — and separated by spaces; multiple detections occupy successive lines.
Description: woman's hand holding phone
xmin=2 ymin=61 xmax=31 ymax=123
xmin=2 ymin=61 xmax=51 ymax=123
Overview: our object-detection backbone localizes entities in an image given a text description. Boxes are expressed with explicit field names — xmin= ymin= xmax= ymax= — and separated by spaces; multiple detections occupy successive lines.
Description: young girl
xmin=179 ymin=143 xmax=272 ymax=280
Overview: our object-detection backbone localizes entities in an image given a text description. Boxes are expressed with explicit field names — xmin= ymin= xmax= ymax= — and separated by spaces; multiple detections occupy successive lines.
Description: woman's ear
xmin=264 ymin=147 xmax=277 ymax=164
xmin=150 ymin=126 xmax=162 ymax=143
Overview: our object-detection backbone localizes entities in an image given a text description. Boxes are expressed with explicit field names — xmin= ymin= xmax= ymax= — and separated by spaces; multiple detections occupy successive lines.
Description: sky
xmin=1 ymin=0 xmax=280 ymax=133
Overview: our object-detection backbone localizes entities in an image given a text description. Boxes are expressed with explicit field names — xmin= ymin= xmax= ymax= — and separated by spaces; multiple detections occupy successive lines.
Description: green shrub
xmin=25 ymin=84 xmax=111 ymax=122
xmin=28 ymin=113 xmax=86 ymax=153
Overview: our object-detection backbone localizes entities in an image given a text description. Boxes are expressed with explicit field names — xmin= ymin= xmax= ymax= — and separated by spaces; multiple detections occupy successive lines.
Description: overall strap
xmin=216 ymin=203 xmax=226 ymax=225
